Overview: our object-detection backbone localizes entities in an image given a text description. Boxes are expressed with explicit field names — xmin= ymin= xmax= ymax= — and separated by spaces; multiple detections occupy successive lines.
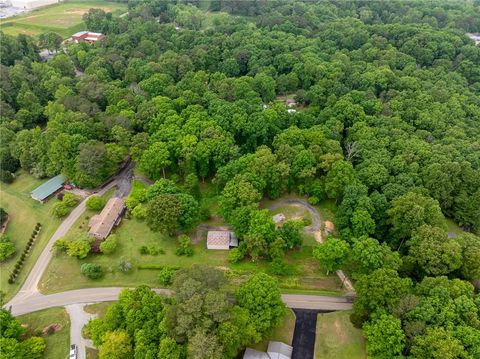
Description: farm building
xmin=243 ymin=342 xmax=293 ymax=359
xmin=206 ymin=230 xmax=238 ymax=250
xmin=10 ymin=0 xmax=58 ymax=10
xmin=71 ymin=31 xmax=105 ymax=44
xmin=88 ymin=197 xmax=125 ymax=240
xmin=30 ymin=174 xmax=65 ymax=203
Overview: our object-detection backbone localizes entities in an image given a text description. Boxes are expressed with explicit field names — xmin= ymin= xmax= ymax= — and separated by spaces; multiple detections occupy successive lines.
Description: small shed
xmin=267 ymin=341 xmax=293 ymax=359
xmin=243 ymin=348 xmax=270 ymax=359
xmin=89 ymin=197 xmax=125 ymax=240
xmin=272 ymin=213 xmax=286 ymax=225
xmin=207 ymin=231 xmax=230 ymax=250
xmin=229 ymin=231 xmax=238 ymax=247
xmin=30 ymin=175 xmax=65 ymax=203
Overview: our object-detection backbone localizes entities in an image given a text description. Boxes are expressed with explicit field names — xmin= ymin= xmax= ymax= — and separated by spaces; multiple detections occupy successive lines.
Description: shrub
xmin=118 ymin=258 xmax=132 ymax=272
xmin=267 ymin=258 xmax=296 ymax=276
xmin=99 ymin=235 xmax=117 ymax=255
xmin=62 ymin=193 xmax=79 ymax=207
xmin=66 ymin=238 xmax=92 ymax=259
xmin=0 ymin=235 xmax=15 ymax=262
xmin=86 ymin=196 xmax=106 ymax=211
xmin=308 ymin=196 xmax=319 ymax=205
xmin=175 ymin=235 xmax=193 ymax=257
xmin=227 ymin=248 xmax=245 ymax=263
xmin=0 ymin=170 xmax=15 ymax=184
xmin=139 ymin=245 xmax=149 ymax=255
xmin=158 ymin=267 xmax=175 ymax=285
xmin=52 ymin=202 xmax=70 ymax=218
xmin=131 ymin=204 xmax=147 ymax=219
xmin=80 ymin=263 xmax=104 ymax=279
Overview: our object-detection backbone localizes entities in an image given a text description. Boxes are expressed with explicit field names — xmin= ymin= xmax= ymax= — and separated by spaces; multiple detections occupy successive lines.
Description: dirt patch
xmin=65 ymin=7 xmax=114 ymax=15
xmin=42 ymin=323 xmax=63 ymax=336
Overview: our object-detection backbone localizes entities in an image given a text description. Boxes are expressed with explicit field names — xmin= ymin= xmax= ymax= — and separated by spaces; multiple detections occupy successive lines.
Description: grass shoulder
xmin=17 ymin=307 xmax=71 ymax=359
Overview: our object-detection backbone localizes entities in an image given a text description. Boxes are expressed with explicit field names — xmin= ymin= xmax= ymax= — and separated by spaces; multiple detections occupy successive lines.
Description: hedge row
xmin=8 ymin=223 xmax=42 ymax=284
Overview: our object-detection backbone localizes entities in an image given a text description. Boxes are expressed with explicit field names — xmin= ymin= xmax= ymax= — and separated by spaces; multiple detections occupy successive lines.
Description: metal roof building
xmin=30 ymin=175 xmax=65 ymax=203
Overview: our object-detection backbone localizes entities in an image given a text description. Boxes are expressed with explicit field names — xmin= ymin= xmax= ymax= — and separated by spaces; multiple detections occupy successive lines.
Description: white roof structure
xmin=267 ymin=341 xmax=293 ymax=359
xmin=243 ymin=348 xmax=270 ymax=359
xmin=207 ymin=230 xmax=230 ymax=250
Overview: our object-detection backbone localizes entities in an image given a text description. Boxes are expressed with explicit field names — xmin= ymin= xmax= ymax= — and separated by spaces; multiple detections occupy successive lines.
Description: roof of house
xmin=207 ymin=230 xmax=230 ymax=247
xmin=267 ymin=341 xmax=293 ymax=359
xmin=30 ymin=174 xmax=65 ymax=201
xmin=89 ymin=197 xmax=125 ymax=239
xmin=243 ymin=348 xmax=270 ymax=359
xmin=72 ymin=31 xmax=88 ymax=37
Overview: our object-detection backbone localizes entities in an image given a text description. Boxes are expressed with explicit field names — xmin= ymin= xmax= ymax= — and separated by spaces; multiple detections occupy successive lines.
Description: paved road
xmin=65 ymin=304 xmax=97 ymax=359
xmin=8 ymin=182 xmax=118 ymax=308
xmin=8 ymin=287 xmax=350 ymax=316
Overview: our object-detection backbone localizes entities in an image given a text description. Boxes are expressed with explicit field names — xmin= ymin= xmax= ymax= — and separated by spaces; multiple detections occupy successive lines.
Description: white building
xmin=10 ymin=0 xmax=59 ymax=10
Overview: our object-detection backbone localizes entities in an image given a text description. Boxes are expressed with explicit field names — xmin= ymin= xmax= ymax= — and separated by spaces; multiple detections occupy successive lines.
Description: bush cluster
xmin=138 ymin=244 xmax=164 ymax=256
xmin=8 ymin=223 xmax=41 ymax=284
xmin=52 ymin=193 xmax=79 ymax=218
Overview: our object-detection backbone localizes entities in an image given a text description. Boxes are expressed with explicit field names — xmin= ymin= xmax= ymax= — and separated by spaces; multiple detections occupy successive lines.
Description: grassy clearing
xmin=0 ymin=0 xmax=127 ymax=38
xmin=251 ymin=308 xmax=296 ymax=351
xmin=315 ymin=311 xmax=366 ymax=359
xmin=17 ymin=307 xmax=70 ymax=359
xmin=40 ymin=214 xmax=344 ymax=294
xmin=39 ymin=186 xmax=344 ymax=295
xmin=445 ymin=218 xmax=464 ymax=235
xmin=83 ymin=302 xmax=112 ymax=317
xmin=0 ymin=173 xmax=61 ymax=301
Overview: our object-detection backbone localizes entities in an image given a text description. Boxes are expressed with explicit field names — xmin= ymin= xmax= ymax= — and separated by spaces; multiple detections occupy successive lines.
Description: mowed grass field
xmin=0 ymin=0 xmax=127 ymax=38
xmin=0 ymin=173 xmax=61 ymax=302
xmin=315 ymin=311 xmax=366 ymax=359
xmin=40 ymin=186 xmax=344 ymax=295
xmin=17 ymin=307 xmax=71 ymax=359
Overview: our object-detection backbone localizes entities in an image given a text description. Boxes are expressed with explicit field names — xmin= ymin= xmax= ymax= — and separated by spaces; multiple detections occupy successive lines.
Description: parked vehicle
xmin=69 ymin=344 xmax=77 ymax=359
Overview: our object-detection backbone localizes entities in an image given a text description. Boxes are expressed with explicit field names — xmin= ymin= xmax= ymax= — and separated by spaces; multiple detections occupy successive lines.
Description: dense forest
xmin=1 ymin=0 xmax=480 ymax=358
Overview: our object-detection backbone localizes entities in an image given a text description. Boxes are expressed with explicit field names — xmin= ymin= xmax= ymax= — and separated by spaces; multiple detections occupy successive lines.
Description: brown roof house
xmin=88 ymin=197 xmax=125 ymax=240
xmin=207 ymin=230 xmax=238 ymax=250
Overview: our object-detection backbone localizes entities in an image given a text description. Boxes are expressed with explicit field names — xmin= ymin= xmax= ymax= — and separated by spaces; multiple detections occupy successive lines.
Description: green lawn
xmin=0 ymin=173 xmax=62 ymax=302
xmin=251 ymin=308 xmax=296 ymax=351
xmin=445 ymin=218 xmax=464 ymax=235
xmin=17 ymin=307 xmax=71 ymax=359
xmin=315 ymin=311 xmax=366 ymax=359
xmin=83 ymin=302 xmax=113 ymax=317
xmin=0 ymin=0 xmax=127 ymax=38
xmin=40 ymin=214 xmax=343 ymax=294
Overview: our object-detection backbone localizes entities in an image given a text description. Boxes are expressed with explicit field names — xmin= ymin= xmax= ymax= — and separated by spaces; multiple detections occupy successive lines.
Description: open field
xmin=0 ymin=173 xmax=61 ymax=301
xmin=39 ymin=199 xmax=344 ymax=295
xmin=0 ymin=0 xmax=127 ymax=38
xmin=251 ymin=308 xmax=296 ymax=351
xmin=17 ymin=307 xmax=71 ymax=359
xmin=315 ymin=311 xmax=366 ymax=359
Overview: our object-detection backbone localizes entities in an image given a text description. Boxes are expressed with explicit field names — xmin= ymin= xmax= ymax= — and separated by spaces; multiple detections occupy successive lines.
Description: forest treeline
xmin=1 ymin=0 xmax=480 ymax=358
